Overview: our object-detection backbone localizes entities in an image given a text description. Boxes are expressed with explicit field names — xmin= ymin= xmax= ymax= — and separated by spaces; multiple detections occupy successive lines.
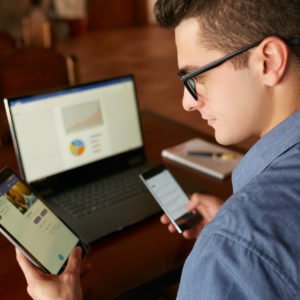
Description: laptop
xmin=4 ymin=74 xmax=161 ymax=243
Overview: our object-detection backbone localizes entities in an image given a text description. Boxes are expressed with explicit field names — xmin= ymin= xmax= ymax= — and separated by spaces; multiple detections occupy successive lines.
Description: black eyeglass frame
xmin=178 ymin=38 xmax=300 ymax=100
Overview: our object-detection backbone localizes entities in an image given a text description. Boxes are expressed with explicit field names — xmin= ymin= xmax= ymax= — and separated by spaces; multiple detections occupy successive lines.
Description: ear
xmin=256 ymin=36 xmax=289 ymax=86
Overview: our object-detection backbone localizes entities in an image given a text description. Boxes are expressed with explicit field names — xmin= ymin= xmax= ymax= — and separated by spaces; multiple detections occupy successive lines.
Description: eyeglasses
xmin=178 ymin=38 xmax=300 ymax=101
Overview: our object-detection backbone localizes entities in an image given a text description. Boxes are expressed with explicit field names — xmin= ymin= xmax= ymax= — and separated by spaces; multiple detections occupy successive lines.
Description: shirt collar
xmin=232 ymin=110 xmax=300 ymax=193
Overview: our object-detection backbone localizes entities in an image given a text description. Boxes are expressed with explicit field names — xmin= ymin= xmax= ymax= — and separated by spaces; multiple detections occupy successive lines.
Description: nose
xmin=182 ymin=88 xmax=203 ymax=111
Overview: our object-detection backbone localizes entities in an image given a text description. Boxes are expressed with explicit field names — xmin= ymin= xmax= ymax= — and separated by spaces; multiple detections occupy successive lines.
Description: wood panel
xmin=87 ymin=0 xmax=148 ymax=30
xmin=0 ymin=31 xmax=17 ymax=61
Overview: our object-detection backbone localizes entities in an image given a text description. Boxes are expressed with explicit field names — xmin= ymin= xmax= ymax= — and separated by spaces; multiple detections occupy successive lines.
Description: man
xmin=16 ymin=0 xmax=300 ymax=299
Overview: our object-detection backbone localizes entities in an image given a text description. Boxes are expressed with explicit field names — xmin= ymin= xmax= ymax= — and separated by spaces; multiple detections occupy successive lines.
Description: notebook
xmin=162 ymin=138 xmax=243 ymax=180
xmin=4 ymin=75 xmax=160 ymax=242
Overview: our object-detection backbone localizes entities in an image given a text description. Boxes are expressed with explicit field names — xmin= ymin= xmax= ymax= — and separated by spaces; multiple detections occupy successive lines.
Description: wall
xmin=0 ymin=0 xmax=31 ymax=41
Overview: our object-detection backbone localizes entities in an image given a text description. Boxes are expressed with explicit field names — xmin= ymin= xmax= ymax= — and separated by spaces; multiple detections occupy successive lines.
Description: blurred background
xmin=0 ymin=0 xmax=157 ymax=46
xmin=0 ymin=0 xmax=252 ymax=150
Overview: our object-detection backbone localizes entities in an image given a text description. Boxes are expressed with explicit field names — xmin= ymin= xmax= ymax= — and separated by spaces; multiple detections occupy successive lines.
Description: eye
xmin=194 ymin=75 xmax=205 ymax=84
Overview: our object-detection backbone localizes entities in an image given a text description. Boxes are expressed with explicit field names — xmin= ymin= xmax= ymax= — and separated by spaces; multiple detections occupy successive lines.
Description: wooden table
xmin=0 ymin=112 xmax=233 ymax=299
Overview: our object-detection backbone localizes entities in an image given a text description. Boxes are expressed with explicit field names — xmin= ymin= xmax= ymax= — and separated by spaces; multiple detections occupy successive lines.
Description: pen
xmin=187 ymin=151 xmax=236 ymax=160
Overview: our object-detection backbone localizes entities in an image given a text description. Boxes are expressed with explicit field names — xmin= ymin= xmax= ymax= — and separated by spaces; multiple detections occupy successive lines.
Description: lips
xmin=207 ymin=119 xmax=216 ymax=126
xmin=202 ymin=115 xmax=216 ymax=126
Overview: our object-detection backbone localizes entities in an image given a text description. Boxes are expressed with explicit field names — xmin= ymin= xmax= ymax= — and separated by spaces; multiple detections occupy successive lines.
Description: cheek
xmin=209 ymin=71 xmax=262 ymax=145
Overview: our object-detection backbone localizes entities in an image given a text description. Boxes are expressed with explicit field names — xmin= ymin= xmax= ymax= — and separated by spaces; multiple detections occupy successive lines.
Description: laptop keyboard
xmin=49 ymin=166 xmax=147 ymax=218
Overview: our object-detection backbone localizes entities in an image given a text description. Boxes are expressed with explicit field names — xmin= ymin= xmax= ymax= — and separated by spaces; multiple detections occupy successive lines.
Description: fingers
xmin=187 ymin=193 xmax=224 ymax=222
xmin=160 ymin=193 xmax=224 ymax=237
xmin=186 ymin=195 xmax=202 ymax=211
xmin=160 ymin=214 xmax=177 ymax=233
xmin=16 ymin=248 xmax=44 ymax=283
xmin=182 ymin=224 xmax=203 ymax=239
xmin=16 ymin=248 xmax=31 ymax=281
xmin=16 ymin=248 xmax=42 ymax=276
xmin=167 ymin=223 xmax=177 ymax=233
xmin=16 ymin=247 xmax=83 ymax=300
xmin=160 ymin=214 xmax=170 ymax=224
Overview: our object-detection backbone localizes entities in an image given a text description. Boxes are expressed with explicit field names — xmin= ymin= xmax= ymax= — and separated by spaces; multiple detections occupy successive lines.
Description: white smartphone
xmin=140 ymin=165 xmax=201 ymax=233
xmin=0 ymin=166 xmax=89 ymax=275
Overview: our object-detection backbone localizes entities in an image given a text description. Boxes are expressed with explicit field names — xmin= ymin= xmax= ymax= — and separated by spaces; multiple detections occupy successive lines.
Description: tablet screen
xmin=0 ymin=173 xmax=79 ymax=274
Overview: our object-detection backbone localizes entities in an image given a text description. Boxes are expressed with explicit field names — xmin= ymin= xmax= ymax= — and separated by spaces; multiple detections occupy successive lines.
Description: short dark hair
xmin=154 ymin=0 xmax=300 ymax=67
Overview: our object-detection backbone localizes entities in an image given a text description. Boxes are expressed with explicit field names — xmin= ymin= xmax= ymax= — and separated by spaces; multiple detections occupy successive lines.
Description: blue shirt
xmin=177 ymin=111 xmax=300 ymax=299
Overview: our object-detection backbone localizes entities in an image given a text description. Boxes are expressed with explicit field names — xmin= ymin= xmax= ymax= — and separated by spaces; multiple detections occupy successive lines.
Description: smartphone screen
xmin=140 ymin=165 xmax=200 ymax=233
xmin=0 ymin=167 xmax=89 ymax=274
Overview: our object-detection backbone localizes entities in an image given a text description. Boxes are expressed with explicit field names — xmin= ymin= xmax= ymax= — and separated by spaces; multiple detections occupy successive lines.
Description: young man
xmin=16 ymin=0 xmax=300 ymax=299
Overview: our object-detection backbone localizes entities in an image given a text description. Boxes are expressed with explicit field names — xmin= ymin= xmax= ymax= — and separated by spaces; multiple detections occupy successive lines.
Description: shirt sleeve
xmin=176 ymin=231 xmax=296 ymax=300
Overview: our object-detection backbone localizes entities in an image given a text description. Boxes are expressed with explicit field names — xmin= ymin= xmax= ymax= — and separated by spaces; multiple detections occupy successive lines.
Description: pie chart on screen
xmin=70 ymin=139 xmax=85 ymax=156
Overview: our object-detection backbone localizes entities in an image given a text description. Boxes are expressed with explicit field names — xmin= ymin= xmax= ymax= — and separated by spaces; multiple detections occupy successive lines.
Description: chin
xmin=214 ymin=132 xmax=240 ymax=146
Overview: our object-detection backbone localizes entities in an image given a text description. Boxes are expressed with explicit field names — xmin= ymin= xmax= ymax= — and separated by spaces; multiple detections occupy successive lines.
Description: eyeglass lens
xmin=186 ymin=79 xmax=197 ymax=100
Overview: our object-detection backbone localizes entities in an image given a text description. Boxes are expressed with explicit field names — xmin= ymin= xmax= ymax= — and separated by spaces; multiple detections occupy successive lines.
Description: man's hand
xmin=16 ymin=247 xmax=83 ymax=300
xmin=160 ymin=193 xmax=224 ymax=239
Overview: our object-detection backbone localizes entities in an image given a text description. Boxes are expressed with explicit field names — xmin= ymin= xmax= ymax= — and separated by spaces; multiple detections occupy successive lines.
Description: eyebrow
xmin=178 ymin=65 xmax=201 ymax=75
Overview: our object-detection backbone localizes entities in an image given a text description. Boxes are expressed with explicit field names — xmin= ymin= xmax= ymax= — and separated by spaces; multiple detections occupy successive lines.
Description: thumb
xmin=186 ymin=195 xmax=201 ymax=211
xmin=64 ymin=247 xmax=82 ymax=277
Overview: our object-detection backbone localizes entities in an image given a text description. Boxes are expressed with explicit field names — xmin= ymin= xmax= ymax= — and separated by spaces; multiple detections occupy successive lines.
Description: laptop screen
xmin=5 ymin=75 xmax=144 ymax=184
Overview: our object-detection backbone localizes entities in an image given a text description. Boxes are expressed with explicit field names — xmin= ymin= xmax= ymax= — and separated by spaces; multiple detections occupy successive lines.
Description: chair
xmin=0 ymin=47 xmax=78 ymax=98
xmin=0 ymin=31 xmax=17 ymax=61
xmin=0 ymin=47 xmax=79 ymax=144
